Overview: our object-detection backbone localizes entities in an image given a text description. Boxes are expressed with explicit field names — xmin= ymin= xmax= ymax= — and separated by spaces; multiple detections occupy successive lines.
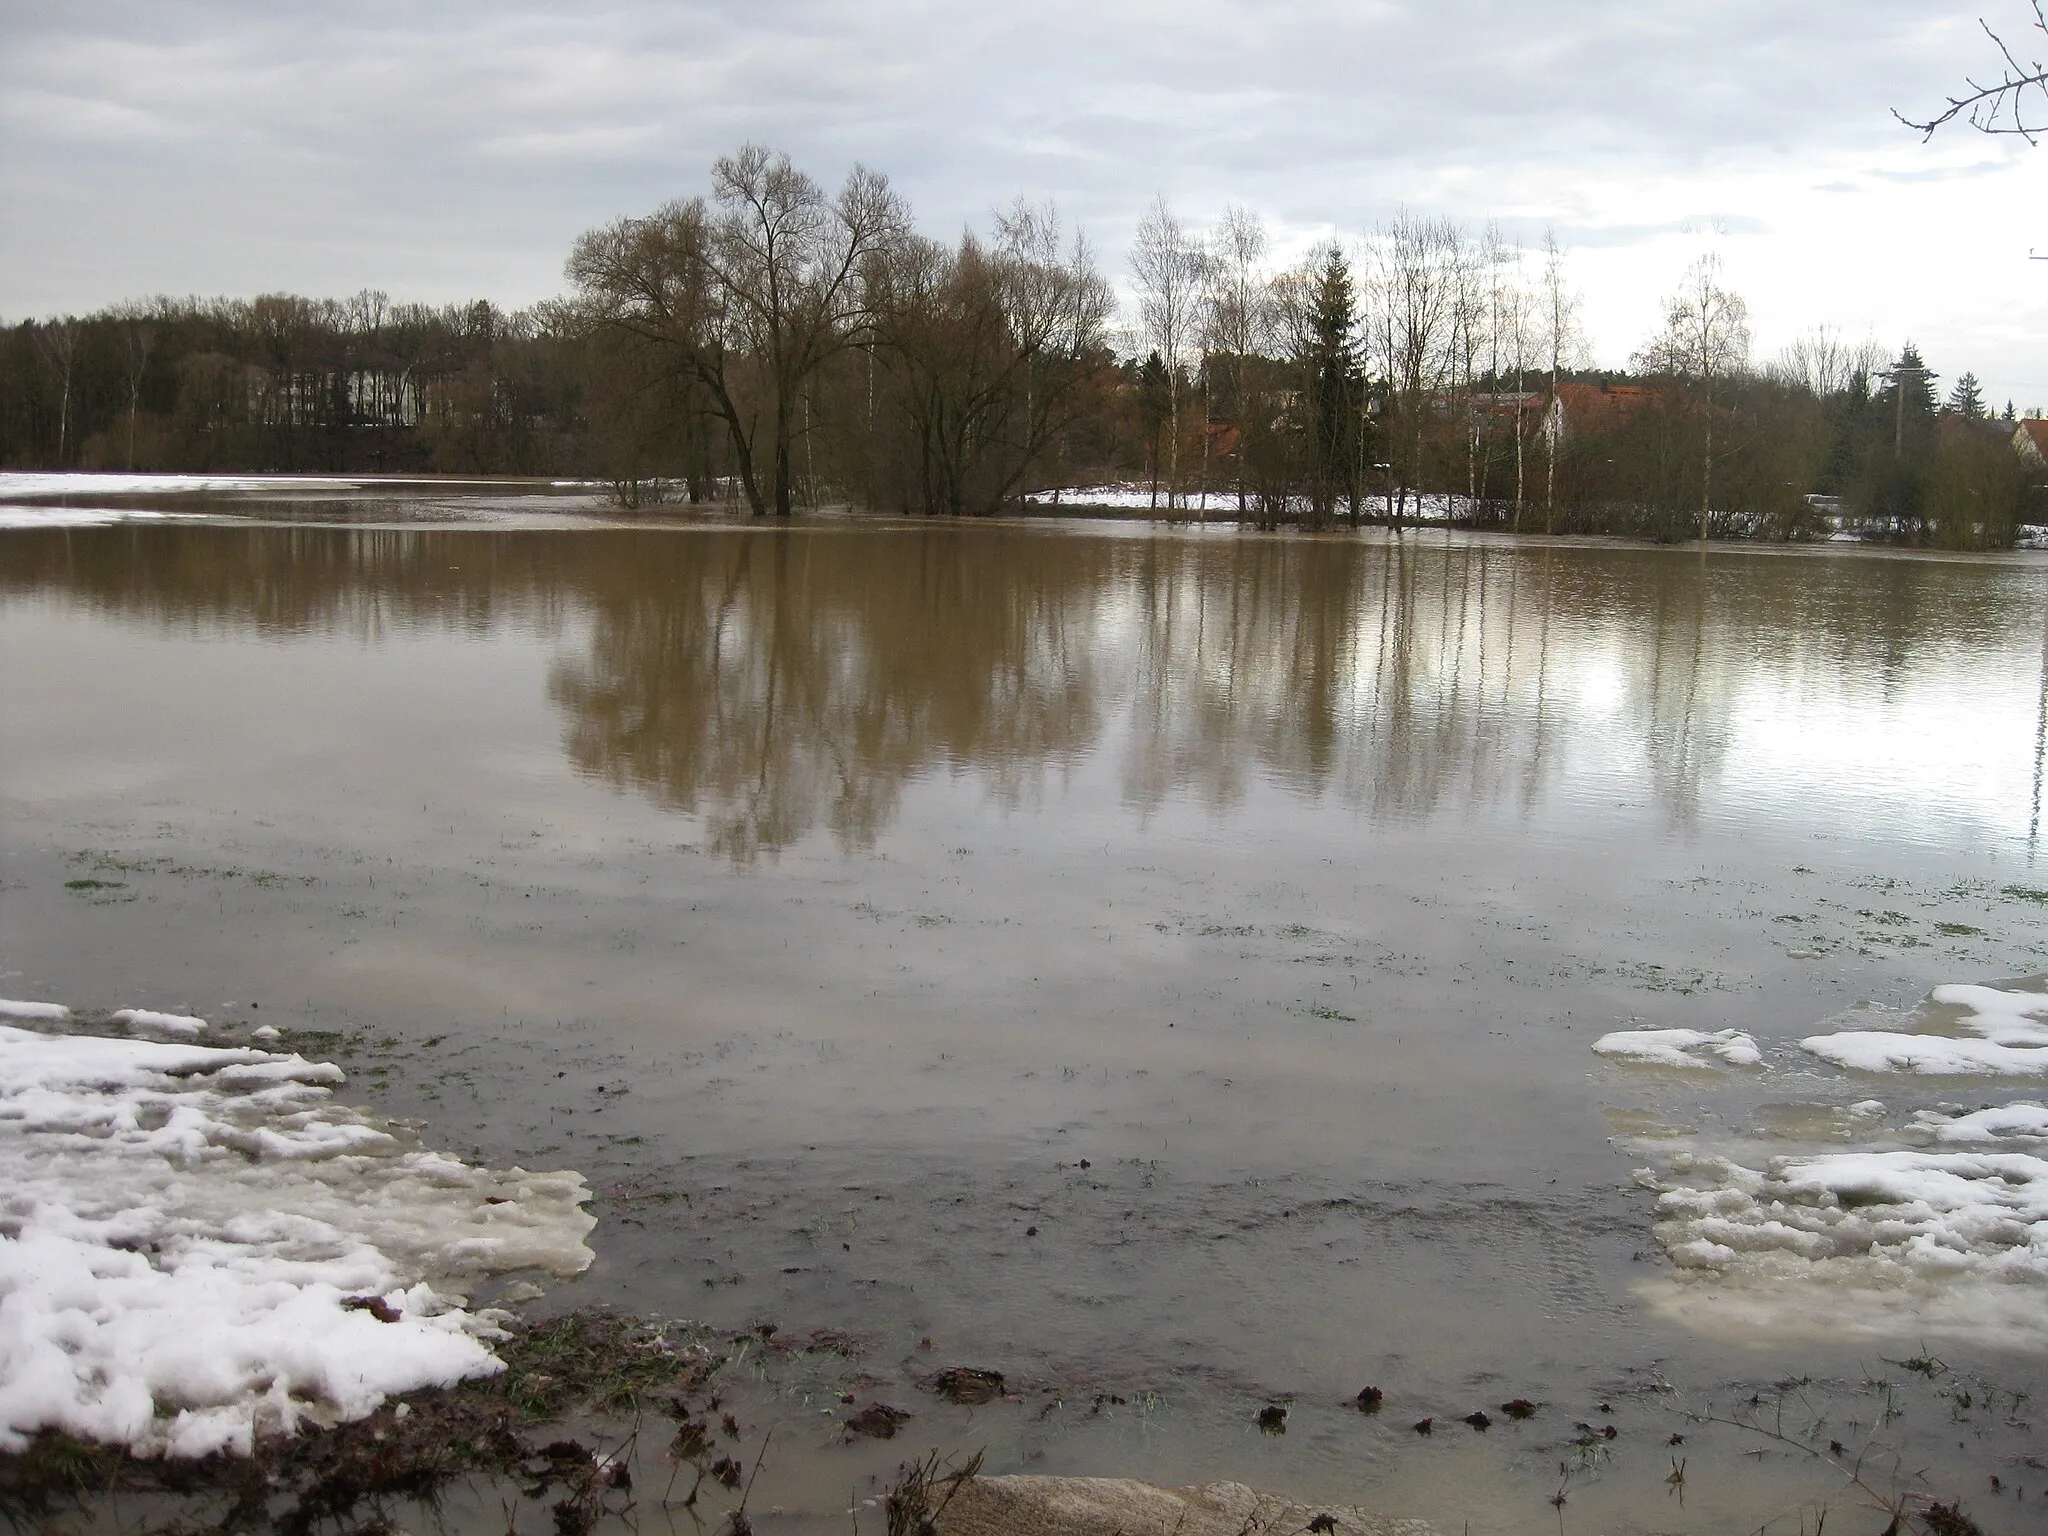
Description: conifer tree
xmin=1945 ymin=370 xmax=1985 ymax=419
xmin=1136 ymin=350 xmax=1170 ymax=508
xmin=1301 ymin=245 xmax=1362 ymax=527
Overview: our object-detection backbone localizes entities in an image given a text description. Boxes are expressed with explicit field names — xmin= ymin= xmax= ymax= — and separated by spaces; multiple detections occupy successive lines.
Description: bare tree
xmin=33 ymin=319 xmax=78 ymax=466
xmin=1369 ymin=210 xmax=1458 ymax=529
xmin=992 ymin=201 xmax=1116 ymax=494
xmin=1481 ymin=229 xmax=1537 ymax=530
xmin=1202 ymin=205 xmax=1271 ymax=518
xmin=1538 ymin=232 xmax=1582 ymax=533
xmin=1130 ymin=198 xmax=1208 ymax=514
xmin=569 ymin=144 xmax=910 ymax=516
xmin=870 ymin=204 xmax=1113 ymax=515
xmin=1770 ymin=325 xmax=1888 ymax=398
xmin=1896 ymin=2 xmax=2048 ymax=142
xmin=1634 ymin=252 xmax=1752 ymax=543
xmin=1448 ymin=224 xmax=1485 ymax=520
xmin=116 ymin=303 xmax=159 ymax=470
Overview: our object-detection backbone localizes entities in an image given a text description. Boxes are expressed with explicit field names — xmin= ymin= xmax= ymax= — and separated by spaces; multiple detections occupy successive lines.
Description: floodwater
xmin=4 ymin=485 xmax=2048 ymax=1532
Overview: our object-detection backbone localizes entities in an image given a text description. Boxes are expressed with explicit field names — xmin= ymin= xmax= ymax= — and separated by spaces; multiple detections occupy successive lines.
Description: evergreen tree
xmin=1301 ymin=245 xmax=1361 ymax=526
xmin=1875 ymin=344 xmax=1939 ymax=454
xmin=1854 ymin=344 xmax=1940 ymax=532
xmin=1136 ymin=351 xmax=1170 ymax=507
xmin=1945 ymin=371 xmax=1985 ymax=419
xmin=1883 ymin=344 xmax=1939 ymax=411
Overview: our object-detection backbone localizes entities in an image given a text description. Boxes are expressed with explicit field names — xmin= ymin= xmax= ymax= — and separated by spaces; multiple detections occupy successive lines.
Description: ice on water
xmin=1592 ymin=1027 xmax=1762 ymax=1068
xmin=0 ymin=1016 xmax=595 ymax=1457
xmin=1603 ymin=978 xmax=2048 ymax=1346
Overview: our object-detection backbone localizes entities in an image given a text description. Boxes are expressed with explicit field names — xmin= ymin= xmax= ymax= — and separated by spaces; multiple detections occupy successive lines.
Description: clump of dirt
xmin=926 ymin=1367 xmax=1006 ymax=1405
xmin=846 ymin=1402 xmax=914 ymax=1440
xmin=0 ymin=1309 xmax=726 ymax=1534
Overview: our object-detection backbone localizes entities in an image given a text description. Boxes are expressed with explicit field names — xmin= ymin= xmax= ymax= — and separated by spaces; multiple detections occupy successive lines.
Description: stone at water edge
xmin=936 ymin=1476 xmax=1435 ymax=1536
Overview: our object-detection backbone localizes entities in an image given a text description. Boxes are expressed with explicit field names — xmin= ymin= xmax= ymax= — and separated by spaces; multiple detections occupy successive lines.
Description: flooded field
xmin=3 ymin=483 xmax=2047 ymax=1531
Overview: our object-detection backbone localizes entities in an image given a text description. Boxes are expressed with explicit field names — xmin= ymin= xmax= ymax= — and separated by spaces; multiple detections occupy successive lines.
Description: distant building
xmin=2013 ymin=417 xmax=2048 ymax=467
xmin=1542 ymin=382 xmax=1663 ymax=442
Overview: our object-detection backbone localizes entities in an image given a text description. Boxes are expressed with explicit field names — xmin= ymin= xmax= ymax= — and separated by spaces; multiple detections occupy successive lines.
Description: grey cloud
xmin=0 ymin=0 xmax=2022 ymax=314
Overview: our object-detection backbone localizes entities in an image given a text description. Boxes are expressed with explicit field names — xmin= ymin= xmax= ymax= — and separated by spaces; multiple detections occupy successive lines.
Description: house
xmin=1542 ymin=382 xmax=1663 ymax=443
xmin=1199 ymin=420 xmax=1241 ymax=460
xmin=2013 ymin=417 xmax=2048 ymax=467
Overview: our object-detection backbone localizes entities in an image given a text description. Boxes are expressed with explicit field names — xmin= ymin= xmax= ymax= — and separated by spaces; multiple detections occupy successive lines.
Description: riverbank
xmin=3 ymin=1298 xmax=2022 ymax=1535
xmin=2 ymin=471 xmax=2043 ymax=549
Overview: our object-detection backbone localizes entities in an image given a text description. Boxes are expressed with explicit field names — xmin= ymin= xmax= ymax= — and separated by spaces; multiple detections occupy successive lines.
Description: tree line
xmin=2 ymin=143 xmax=2041 ymax=545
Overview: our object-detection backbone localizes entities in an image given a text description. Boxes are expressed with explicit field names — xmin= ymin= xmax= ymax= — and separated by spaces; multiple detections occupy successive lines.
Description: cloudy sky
xmin=3 ymin=0 xmax=2044 ymax=407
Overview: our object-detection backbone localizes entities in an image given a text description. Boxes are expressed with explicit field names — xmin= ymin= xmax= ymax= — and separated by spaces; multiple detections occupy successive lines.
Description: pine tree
xmin=1945 ymin=371 xmax=1985 ymax=419
xmin=1301 ymin=246 xmax=1361 ymax=527
xmin=1876 ymin=344 xmax=1939 ymax=459
xmin=1136 ymin=351 xmax=1170 ymax=508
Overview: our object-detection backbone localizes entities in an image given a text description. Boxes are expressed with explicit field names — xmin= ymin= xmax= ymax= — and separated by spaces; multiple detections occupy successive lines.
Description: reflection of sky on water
xmin=2 ymin=523 xmax=2044 ymax=861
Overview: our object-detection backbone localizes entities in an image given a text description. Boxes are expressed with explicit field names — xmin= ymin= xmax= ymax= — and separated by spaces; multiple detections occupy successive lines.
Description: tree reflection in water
xmin=4 ymin=522 xmax=2041 ymax=860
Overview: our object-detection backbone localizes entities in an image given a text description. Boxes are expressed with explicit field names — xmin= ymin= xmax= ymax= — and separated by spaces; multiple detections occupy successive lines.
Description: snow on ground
xmin=1591 ymin=1027 xmax=1761 ymax=1068
xmin=0 ymin=1016 xmax=594 ymax=1457
xmin=0 ymin=473 xmax=361 ymax=500
xmin=1024 ymin=483 xmax=1474 ymax=521
xmin=1799 ymin=981 xmax=2048 ymax=1077
xmin=0 ymin=507 xmax=216 ymax=530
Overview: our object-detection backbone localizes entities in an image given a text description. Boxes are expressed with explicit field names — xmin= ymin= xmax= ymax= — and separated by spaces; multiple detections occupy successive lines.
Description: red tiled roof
xmin=1554 ymin=382 xmax=1662 ymax=434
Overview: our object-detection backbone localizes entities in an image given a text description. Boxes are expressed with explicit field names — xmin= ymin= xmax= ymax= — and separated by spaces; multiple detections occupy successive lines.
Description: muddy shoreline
xmin=3 ymin=1298 xmax=2027 ymax=1535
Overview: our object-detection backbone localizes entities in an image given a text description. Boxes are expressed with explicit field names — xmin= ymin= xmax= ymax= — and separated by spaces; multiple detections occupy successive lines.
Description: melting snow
xmin=0 ymin=999 xmax=71 ymax=1022
xmin=0 ymin=507 xmax=213 ymax=530
xmin=1799 ymin=982 xmax=2048 ymax=1077
xmin=110 ymin=1008 xmax=207 ymax=1037
xmin=1607 ymin=979 xmax=2048 ymax=1345
xmin=1592 ymin=1028 xmax=1761 ymax=1068
xmin=1639 ymin=1123 xmax=2048 ymax=1347
xmin=0 ymin=472 xmax=361 ymax=499
xmin=0 ymin=1018 xmax=594 ymax=1457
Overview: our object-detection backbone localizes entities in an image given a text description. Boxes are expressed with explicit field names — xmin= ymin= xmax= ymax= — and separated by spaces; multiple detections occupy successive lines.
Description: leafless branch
xmin=1894 ymin=2 xmax=2048 ymax=143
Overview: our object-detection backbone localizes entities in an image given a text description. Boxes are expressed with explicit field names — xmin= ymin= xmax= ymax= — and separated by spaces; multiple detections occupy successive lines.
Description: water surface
xmin=4 ymin=507 xmax=2047 ymax=1530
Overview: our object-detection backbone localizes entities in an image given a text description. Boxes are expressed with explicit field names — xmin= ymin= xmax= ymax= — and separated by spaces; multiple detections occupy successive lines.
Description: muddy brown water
xmin=3 ymin=490 xmax=2047 ymax=1531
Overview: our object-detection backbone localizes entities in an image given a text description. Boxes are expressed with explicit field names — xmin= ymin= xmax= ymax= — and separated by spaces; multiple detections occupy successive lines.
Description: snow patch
xmin=1799 ymin=981 xmax=2048 ymax=1077
xmin=111 ymin=1008 xmax=207 ymax=1037
xmin=0 ymin=472 xmax=361 ymax=500
xmin=0 ymin=1020 xmax=595 ymax=1456
xmin=1906 ymin=1101 xmax=2048 ymax=1149
xmin=1024 ymin=483 xmax=1475 ymax=522
xmin=0 ymin=507 xmax=211 ymax=530
xmin=0 ymin=999 xmax=71 ymax=1022
xmin=1592 ymin=1028 xmax=1761 ymax=1068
